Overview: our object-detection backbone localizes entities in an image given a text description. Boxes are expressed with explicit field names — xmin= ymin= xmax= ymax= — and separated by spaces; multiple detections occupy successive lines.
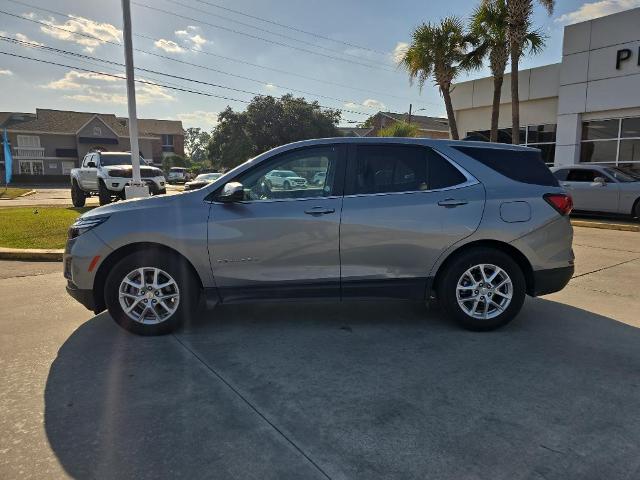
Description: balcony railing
xmin=13 ymin=146 xmax=45 ymax=158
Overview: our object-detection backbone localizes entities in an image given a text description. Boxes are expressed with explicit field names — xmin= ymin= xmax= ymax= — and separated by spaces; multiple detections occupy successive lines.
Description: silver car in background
xmin=551 ymin=164 xmax=640 ymax=218
xmin=64 ymin=138 xmax=574 ymax=335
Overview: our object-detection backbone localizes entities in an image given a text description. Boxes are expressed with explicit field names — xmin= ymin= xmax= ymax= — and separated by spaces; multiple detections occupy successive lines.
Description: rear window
xmin=454 ymin=146 xmax=559 ymax=186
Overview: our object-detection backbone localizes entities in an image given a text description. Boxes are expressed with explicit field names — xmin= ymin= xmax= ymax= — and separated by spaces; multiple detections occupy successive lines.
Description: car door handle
xmin=304 ymin=206 xmax=335 ymax=215
xmin=437 ymin=198 xmax=468 ymax=207
xmin=561 ymin=182 xmax=570 ymax=187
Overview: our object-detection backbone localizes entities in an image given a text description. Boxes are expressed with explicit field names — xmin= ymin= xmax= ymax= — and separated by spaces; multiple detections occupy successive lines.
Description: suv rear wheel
xmin=104 ymin=251 xmax=199 ymax=335
xmin=438 ymin=248 xmax=526 ymax=331
xmin=71 ymin=179 xmax=86 ymax=207
xmin=98 ymin=180 xmax=112 ymax=206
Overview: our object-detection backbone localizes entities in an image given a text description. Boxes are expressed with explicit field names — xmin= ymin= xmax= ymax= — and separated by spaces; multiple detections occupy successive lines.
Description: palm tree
xmin=466 ymin=0 xmax=544 ymax=143
xmin=378 ymin=121 xmax=420 ymax=137
xmin=399 ymin=17 xmax=471 ymax=140
xmin=507 ymin=0 xmax=554 ymax=144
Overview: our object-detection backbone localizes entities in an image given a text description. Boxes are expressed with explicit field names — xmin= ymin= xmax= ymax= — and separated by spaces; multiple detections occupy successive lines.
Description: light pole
xmin=121 ymin=0 xmax=149 ymax=199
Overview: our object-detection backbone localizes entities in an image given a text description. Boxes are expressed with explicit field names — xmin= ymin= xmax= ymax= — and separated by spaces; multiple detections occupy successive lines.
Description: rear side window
xmin=351 ymin=145 xmax=467 ymax=195
xmin=552 ymin=169 xmax=569 ymax=181
xmin=454 ymin=146 xmax=559 ymax=186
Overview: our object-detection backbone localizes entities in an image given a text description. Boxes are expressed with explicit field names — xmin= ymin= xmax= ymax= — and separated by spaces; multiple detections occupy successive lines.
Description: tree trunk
xmin=510 ymin=42 xmax=520 ymax=144
xmin=442 ymin=87 xmax=459 ymax=140
xmin=491 ymin=74 xmax=504 ymax=143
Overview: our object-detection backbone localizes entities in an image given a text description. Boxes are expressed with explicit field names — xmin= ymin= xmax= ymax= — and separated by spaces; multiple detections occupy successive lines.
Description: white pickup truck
xmin=70 ymin=151 xmax=166 ymax=206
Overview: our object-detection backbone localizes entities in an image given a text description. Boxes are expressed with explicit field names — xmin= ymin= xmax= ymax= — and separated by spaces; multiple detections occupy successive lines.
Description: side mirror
xmin=218 ymin=182 xmax=244 ymax=202
xmin=593 ymin=176 xmax=606 ymax=185
xmin=87 ymin=161 xmax=96 ymax=168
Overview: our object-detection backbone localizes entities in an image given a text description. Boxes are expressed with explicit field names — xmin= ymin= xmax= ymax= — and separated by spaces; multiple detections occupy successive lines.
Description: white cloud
xmin=174 ymin=26 xmax=209 ymax=51
xmin=154 ymin=38 xmax=184 ymax=53
xmin=14 ymin=32 xmax=44 ymax=47
xmin=39 ymin=15 xmax=122 ymax=52
xmin=264 ymin=83 xmax=277 ymax=91
xmin=0 ymin=69 xmax=13 ymax=76
xmin=344 ymin=98 xmax=387 ymax=111
xmin=176 ymin=111 xmax=219 ymax=129
xmin=555 ymin=0 xmax=640 ymax=23
xmin=41 ymin=70 xmax=174 ymax=105
xmin=392 ymin=41 xmax=409 ymax=64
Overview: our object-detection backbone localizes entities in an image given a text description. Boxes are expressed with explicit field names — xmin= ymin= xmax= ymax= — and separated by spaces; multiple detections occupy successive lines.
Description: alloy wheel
xmin=118 ymin=267 xmax=180 ymax=324
xmin=456 ymin=264 xmax=513 ymax=320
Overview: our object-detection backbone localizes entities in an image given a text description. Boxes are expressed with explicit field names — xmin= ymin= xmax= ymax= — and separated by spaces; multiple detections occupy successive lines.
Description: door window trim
xmin=343 ymin=143 xmax=478 ymax=198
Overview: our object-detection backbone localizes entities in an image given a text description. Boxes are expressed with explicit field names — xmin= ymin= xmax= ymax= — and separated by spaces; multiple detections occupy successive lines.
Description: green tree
xmin=377 ymin=121 xmax=420 ymax=137
xmin=207 ymin=95 xmax=341 ymax=170
xmin=507 ymin=0 xmax=554 ymax=143
xmin=183 ymin=127 xmax=211 ymax=163
xmin=161 ymin=154 xmax=188 ymax=173
xmin=399 ymin=17 xmax=472 ymax=140
xmin=466 ymin=0 xmax=544 ymax=142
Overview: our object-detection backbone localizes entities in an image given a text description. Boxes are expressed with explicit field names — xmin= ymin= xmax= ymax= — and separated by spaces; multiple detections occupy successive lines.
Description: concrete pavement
xmin=1 ymin=227 xmax=640 ymax=479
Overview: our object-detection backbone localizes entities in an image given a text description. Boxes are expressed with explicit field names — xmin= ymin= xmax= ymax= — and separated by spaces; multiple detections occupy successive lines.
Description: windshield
xmin=170 ymin=168 xmax=186 ymax=173
xmin=282 ymin=170 xmax=298 ymax=177
xmin=100 ymin=154 xmax=148 ymax=166
xmin=604 ymin=167 xmax=639 ymax=182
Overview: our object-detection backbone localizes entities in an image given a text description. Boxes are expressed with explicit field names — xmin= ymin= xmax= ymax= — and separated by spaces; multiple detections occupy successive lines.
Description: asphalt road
xmin=1 ymin=227 xmax=640 ymax=479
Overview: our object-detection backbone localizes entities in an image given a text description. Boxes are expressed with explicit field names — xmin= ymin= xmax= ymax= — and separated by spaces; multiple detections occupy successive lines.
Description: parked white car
xmin=167 ymin=167 xmax=188 ymax=184
xmin=551 ymin=165 xmax=640 ymax=218
xmin=264 ymin=169 xmax=307 ymax=190
xmin=70 ymin=152 xmax=166 ymax=206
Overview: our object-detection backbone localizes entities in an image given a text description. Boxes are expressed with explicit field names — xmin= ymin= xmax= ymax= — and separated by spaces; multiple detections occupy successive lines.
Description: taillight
xmin=544 ymin=193 xmax=573 ymax=216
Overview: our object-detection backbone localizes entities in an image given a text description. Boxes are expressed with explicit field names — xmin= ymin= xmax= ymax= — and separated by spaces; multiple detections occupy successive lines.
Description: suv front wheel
xmin=438 ymin=248 xmax=526 ymax=331
xmin=98 ymin=180 xmax=112 ymax=206
xmin=104 ymin=251 xmax=199 ymax=335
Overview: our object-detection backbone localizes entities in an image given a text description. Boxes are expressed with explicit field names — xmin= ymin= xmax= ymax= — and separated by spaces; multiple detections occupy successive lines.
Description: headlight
xmin=68 ymin=216 xmax=110 ymax=239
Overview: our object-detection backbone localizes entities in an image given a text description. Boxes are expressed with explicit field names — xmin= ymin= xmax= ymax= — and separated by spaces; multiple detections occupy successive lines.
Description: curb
xmin=571 ymin=219 xmax=640 ymax=232
xmin=0 ymin=247 xmax=64 ymax=262
xmin=20 ymin=189 xmax=37 ymax=197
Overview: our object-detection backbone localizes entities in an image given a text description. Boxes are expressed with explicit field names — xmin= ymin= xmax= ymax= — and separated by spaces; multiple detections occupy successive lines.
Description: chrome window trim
xmin=212 ymin=194 xmax=342 ymax=205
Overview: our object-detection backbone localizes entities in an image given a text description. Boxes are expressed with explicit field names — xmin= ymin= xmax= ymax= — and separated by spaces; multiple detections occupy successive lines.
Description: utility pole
xmin=408 ymin=103 xmax=412 ymax=124
xmin=121 ymin=0 xmax=149 ymax=199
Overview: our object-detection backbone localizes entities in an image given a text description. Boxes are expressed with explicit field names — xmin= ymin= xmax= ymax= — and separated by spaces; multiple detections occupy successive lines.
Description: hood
xmin=80 ymin=191 xmax=186 ymax=219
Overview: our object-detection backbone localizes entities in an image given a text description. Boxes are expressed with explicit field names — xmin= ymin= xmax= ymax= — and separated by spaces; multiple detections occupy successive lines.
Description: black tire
xmin=71 ymin=179 xmax=86 ymax=207
xmin=104 ymin=250 xmax=199 ymax=335
xmin=438 ymin=247 xmax=526 ymax=331
xmin=98 ymin=180 xmax=112 ymax=206
xmin=156 ymin=188 xmax=167 ymax=195
xmin=633 ymin=198 xmax=640 ymax=220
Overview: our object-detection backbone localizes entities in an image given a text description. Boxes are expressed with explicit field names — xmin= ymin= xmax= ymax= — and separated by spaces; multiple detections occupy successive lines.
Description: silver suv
xmin=64 ymin=138 xmax=574 ymax=335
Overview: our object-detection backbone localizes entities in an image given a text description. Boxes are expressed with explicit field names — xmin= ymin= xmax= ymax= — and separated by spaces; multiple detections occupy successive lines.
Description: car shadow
xmin=45 ymin=298 xmax=640 ymax=479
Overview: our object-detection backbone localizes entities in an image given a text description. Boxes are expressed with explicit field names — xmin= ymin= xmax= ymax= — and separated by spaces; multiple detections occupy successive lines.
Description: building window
xmin=16 ymin=135 xmax=40 ymax=148
xmin=580 ymin=117 xmax=640 ymax=172
xmin=61 ymin=161 xmax=75 ymax=174
xmin=466 ymin=124 xmax=556 ymax=164
xmin=19 ymin=160 xmax=44 ymax=175
xmin=161 ymin=134 xmax=174 ymax=152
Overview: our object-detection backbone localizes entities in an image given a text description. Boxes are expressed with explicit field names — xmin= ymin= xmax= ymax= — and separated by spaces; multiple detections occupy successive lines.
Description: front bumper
xmin=66 ymin=280 xmax=95 ymax=311
xmin=531 ymin=265 xmax=574 ymax=296
xmin=105 ymin=177 xmax=166 ymax=193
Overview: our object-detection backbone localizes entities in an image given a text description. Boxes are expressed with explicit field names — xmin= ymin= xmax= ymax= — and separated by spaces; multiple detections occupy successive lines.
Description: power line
xmin=0 ymin=35 xmax=371 ymax=116
xmin=161 ymin=0 xmax=393 ymax=67
xmin=5 ymin=0 xmax=437 ymax=106
xmin=189 ymin=0 xmax=389 ymax=56
xmin=131 ymin=1 xmax=397 ymax=72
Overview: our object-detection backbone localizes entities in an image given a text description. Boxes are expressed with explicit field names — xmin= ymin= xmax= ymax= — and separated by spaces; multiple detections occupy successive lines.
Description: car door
xmin=85 ymin=153 xmax=99 ymax=190
xmin=207 ymin=144 xmax=345 ymax=301
xmin=339 ymin=143 xmax=485 ymax=299
xmin=563 ymin=168 xmax=619 ymax=212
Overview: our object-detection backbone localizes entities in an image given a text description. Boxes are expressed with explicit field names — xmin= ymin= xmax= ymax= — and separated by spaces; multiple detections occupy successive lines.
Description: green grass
xmin=0 ymin=187 xmax=31 ymax=199
xmin=0 ymin=207 xmax=92 ymax=249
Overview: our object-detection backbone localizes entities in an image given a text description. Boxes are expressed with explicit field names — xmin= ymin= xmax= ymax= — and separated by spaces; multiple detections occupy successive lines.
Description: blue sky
xmin=0 ymin=0 xmax=638 ymax=129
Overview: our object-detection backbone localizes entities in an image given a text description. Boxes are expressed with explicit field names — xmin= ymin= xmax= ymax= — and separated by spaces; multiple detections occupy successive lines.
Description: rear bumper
xmin=531 ymin=265 xmax=574 ymax=296
xmin=66 ymin=280 xmax=95 ymax=311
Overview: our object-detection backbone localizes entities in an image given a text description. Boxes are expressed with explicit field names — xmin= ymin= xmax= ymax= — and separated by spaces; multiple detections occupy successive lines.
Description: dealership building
xmin=451 ymin=7 xmax=640 ymax=173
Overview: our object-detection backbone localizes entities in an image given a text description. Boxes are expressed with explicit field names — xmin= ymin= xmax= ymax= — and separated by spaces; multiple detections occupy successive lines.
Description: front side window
xmin=566 ymin=169 xmax=599 ymax=182
xmin=234 ymin=146 xmax=340 ymax=201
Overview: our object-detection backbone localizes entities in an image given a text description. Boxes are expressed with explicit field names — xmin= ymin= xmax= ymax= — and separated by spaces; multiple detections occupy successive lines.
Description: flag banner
xmin=3 ymin=129 xmax=12 ymax=185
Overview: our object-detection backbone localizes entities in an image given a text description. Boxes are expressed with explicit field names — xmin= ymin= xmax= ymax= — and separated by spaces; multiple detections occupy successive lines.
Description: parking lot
xmin=1 ymin=226 xmax=640 ymax=479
